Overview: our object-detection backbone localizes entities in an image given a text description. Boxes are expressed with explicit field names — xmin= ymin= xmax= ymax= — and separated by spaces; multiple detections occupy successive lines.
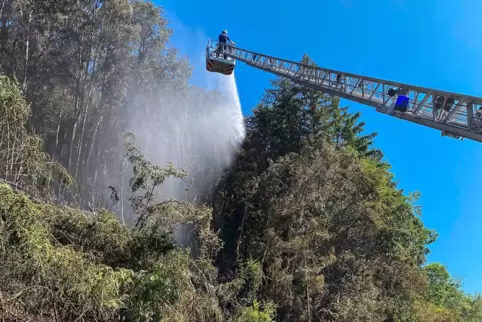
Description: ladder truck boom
xmin=206 ymin=39 xmax=482 ymax=143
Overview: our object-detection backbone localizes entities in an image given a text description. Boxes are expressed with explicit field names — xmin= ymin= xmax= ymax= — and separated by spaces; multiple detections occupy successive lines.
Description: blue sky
xmin=157 ymin=0 xmax=482 ymax=294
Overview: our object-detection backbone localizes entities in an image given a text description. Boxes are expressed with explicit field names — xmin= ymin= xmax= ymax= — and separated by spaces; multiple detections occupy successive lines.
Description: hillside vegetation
xmin=0 ymin=0 xmax=481 ymax=321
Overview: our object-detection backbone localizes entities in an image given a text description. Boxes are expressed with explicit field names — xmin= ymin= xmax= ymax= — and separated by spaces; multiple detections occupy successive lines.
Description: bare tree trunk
xmin=69 ymin=21 xmax=95 ymax=170
xmin=92 ymin=136 xmax=102 ymax=194
xmin=22 ymin=10 xmax=31 ymax=92
xmin=120 ymin=156 xmax=125 ymax=225
xmin=74 ymin=97 xmax=90 ymax=180
xmin=84 ymin=114 xmax=102 ymax=175
xmin=54 ymin=90 xmax=66 ymax=159
xmin=74 ymin=2 xmax=101 ymax=184
xmin=68 ymin=52 xmax=83 ymax=170
xmin=68 ymin=119 xmax=78 ymax=171
xmin=0 ymin=0 xmax=6 ymax=21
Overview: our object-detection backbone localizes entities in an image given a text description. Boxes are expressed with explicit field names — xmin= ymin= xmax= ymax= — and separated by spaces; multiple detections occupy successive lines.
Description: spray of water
xmin=123 ymin=21 xmax=246 ymax=230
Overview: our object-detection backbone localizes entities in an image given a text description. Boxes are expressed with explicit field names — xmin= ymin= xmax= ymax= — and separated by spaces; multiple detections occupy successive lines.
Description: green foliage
xmin=0 ymin=183 xmax=133 ymax=321
xmin=0 ymin=76 xmax=73 ymax=194
xmin=123 ymin=132 xmax=222 ymax=261
xmin=211 ymin=66 xmax=480 ymax=321
xmin=0 ymin=146 xmax=224 ymax=321
xmin=124 ymin=131 xmax=188 ymax=227
xmin=235 ymin=301 xmax=276 ymax=322
xmin=410 ymin=263 xmax=482 ymax=322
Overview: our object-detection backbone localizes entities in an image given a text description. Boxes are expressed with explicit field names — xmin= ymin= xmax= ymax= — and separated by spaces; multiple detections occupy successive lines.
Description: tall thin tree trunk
xmin=54 ymin=90 xmax=66 ymax=159
xmin=0 ymin=0 xmax=6 ymax=21
xmin=74 ymin=97 xmax=90 ymax=180
xmin=22 ymin=11 xmax=31 ymax=92
xmin=84 ymin=114 xmax=102 ymax=175
xmin=74 ymin=3 xmax=100 ymax=185
xmin=68 ymin=51 xmax=83 ymax=170
xmin=68 ymin=120 xmax=78 ymax=170
xmin=120 ymin=156 xmax=125 ymax=225
xmin=92 ymin=137 xmax=102 ymax=194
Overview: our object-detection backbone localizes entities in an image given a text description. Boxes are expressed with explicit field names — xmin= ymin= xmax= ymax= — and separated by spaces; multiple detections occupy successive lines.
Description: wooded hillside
xmin=0 ymin=0 xmax=480 ymax=321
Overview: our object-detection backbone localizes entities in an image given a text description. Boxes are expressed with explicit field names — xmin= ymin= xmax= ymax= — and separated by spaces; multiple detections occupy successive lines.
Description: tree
xmin=213 ymin=54 xmax=384 ymax=277
xmin=211 ymin=54 xmax=442 ymax=321
xmin=0 ymin=76 xmax=72 ymax=196
xmin=414 ymin=263 xmax=482 ymax=321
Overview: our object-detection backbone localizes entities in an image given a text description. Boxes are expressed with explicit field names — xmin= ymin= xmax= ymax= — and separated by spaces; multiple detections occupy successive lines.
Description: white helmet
xmin=222 ymin=29 xmax=228 ymax=34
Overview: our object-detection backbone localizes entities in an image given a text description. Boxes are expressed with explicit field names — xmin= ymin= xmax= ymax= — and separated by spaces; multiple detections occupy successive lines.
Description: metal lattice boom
xmin=223 ymin=45 xmax=482 ymax=143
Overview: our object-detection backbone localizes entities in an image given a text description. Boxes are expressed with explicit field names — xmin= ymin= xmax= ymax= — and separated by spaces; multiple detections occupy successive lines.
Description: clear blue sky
xmin=156 ymin=0 xmax=482 ymax=294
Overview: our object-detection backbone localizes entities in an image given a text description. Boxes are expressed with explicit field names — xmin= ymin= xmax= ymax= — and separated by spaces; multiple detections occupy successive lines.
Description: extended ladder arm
xmin=223 ymin=45 xmax=482 ymax=143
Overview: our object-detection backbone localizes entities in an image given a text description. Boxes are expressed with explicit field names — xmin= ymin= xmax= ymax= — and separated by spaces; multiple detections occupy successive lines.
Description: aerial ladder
xmin=205 ymin=39 xmax=482 ymax=144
